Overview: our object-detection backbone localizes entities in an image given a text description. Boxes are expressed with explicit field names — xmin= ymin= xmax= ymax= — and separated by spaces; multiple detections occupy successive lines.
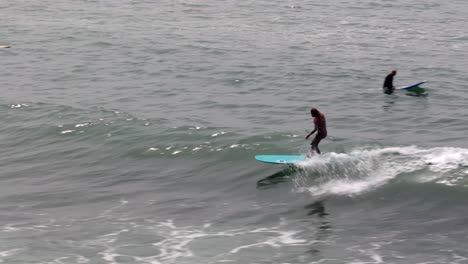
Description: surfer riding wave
xmin=306 ymin=108 xmax=327 ymax=155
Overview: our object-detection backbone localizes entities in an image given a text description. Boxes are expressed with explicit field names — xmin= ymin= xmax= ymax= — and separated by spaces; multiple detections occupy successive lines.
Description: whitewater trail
xmin=294 ymin=146 xmax=468 ymax=197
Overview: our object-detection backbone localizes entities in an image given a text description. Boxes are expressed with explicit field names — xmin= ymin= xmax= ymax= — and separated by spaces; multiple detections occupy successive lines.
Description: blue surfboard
xmin=255 ymin=155 xmax=306 ymax=165
xmin=399 ymin=80 xmax=427 ymax=90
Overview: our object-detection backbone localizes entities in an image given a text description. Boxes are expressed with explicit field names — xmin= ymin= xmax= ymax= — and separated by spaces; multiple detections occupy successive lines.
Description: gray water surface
xmin=1 ymin=0 xmax=468 ymax=263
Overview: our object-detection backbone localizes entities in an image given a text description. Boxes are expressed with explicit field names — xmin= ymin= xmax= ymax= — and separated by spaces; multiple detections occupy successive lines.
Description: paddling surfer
xmin=305 ymin=108 xmax=327 ymax=155
xmin=383 ymin=69 xmax=397 ymax=91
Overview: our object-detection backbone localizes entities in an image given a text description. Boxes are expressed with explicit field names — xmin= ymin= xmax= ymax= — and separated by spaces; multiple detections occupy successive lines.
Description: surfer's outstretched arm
xmin=305 ymin=129 xmax=316 ymax=140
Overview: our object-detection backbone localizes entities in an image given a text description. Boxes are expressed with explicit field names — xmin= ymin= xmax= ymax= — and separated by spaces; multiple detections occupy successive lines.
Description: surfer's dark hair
xmin=310 ymin=108 xmax=319 ymax=117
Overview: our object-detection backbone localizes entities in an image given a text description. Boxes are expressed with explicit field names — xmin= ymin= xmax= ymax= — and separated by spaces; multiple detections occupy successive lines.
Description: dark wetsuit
xmin=383 ymin=74 xmax=394 ymax=90
xmin=311 ymin=115 xmax=327 ymax=154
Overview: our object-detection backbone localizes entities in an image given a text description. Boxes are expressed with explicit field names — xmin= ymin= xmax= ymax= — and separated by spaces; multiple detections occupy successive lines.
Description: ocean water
xmin=1 ymin=0 xmax=468 ymax=263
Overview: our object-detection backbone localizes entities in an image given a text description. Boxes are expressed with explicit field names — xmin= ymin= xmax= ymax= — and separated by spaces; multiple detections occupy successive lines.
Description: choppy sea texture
xmin=1 ymin=0 xmax=468 ymax=263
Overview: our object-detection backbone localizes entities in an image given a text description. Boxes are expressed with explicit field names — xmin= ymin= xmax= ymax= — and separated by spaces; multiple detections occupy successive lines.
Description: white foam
xmin=106 ymin=219 xmax=314 ymax=263
xmin=1 ymin=224 xmax=20 ymax=232
xmin=421 ymin=147 xmax=468 ymax=172
xmin=101 ymin=229 xmax=129 ymax=237
xmin=51 ymin=255 xmax=90 ymax=264
xmin=75 ymin=123 xmax=89 ymax=127
xmin=211 ymin=131 xmax=226 ymax=137
xmin=436 ymin=179 xmax=458 ymax=186
xmin=297 ymin=146 xmax=468 ymax=196
xmin=10 ymin=104 xmax=23 ymax=108
xmin=351 ymin=240 xmax=397 ymax=264
xmin=0 ymin=248 xmax=23 ymax=257
xmin=77 ymin=255 xmax=89 ymax=263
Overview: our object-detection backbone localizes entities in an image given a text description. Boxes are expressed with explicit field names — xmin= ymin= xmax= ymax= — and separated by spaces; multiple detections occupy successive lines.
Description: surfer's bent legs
xmin=311 ymin=133 xmax=326 ymax=154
